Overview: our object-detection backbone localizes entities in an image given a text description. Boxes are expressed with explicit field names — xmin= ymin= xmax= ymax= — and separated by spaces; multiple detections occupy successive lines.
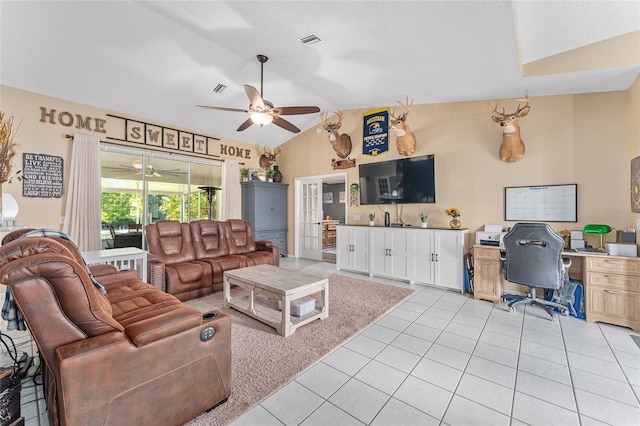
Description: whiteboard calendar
xmin=504 ymin=184 xmax=577 ymax=222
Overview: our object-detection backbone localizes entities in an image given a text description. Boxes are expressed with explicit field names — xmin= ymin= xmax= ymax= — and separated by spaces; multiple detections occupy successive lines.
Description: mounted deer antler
xmin=258 ymin=146 xmax=281 ymax=169
xmin=390 ymin=96 xmax=416 ymax=156
xmin=490 ymin=91 xmax=530 ymax=163
xmin=320 ymin=110 xmax=352 ymax=159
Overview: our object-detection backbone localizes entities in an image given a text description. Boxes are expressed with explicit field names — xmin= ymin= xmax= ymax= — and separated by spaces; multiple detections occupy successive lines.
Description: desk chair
xmin=501 ymin=223 xmax=571 ymax=320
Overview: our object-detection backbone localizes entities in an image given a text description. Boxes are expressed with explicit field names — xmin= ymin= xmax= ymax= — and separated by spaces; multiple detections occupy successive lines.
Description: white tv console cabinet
xmin=336 ymin=225 xmax=470 ymax=292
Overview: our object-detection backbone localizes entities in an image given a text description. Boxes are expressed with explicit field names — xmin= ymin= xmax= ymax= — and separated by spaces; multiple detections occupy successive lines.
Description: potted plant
xmin=266 ymin=168 xmax=276 ymax=182
xmin=445 ymin=207 xmax=462 ymax=229
xmin=240 ymin=168 xmax=250 ymax=182
xmin=368 ymin=213 xmax=375 ymax=226
xmin=419 ymin=213 xmax=427 ymax=228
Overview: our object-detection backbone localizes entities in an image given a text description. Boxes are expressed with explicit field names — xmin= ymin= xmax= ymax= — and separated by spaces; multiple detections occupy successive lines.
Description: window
xmin=100 ymin=147 xmax=222 ymax=249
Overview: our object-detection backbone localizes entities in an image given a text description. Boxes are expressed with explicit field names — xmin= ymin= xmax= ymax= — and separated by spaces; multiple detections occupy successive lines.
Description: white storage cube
xmin=278 ymin=296 xmax=316 ymax=317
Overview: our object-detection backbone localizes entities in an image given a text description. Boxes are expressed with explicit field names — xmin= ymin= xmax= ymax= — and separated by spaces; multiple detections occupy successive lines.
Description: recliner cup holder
xmin=203 ymin=312 xmax=217 ymax=320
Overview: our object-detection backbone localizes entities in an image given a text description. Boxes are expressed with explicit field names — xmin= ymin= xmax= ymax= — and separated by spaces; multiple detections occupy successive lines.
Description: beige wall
xmin=629 ymin=75 xmax=640 ymax=230
xmin=0 ymin=85 xmax=260 ymax=230
xmin=279 ymin=92 xmax=630 ymax=255
xmin=1 ymin=85 xmax=634 ymax=256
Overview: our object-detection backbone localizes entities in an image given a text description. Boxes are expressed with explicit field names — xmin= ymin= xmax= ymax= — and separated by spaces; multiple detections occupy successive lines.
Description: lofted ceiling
xmin=1 ymin=1 xmax=639 ymax=149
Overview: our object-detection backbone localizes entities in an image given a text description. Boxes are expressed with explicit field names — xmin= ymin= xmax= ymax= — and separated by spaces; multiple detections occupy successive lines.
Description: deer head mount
xmin=490 ymin=92 xmax=530 ymax=163
xmin=258 ymin=146 xmax=281 ymax=169
xmin=390 ymin=97 xmax=416 ymax=156
xmin=320 ymin=110 xmax=352 ymax=159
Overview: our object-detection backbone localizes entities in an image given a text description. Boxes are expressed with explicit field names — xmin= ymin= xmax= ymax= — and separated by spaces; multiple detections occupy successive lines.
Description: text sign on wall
xmin=22 ymin=153 xmax=64 ymax=198
xmin=363 ymin=109 xmax=389 ymax=156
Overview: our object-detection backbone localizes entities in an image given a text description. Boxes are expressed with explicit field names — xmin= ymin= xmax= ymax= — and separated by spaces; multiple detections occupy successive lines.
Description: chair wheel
xmin=561 ymin=308 xmax=569 ymax=316
xmin=551 ymin=314 xmax=558 ymax=322
xmin=508 ymin=306 xmax=515 ymax=313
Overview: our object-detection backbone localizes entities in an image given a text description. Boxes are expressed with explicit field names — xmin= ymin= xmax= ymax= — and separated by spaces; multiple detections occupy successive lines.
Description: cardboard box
xmin=606 ymin=242 xmax=637 ymax=257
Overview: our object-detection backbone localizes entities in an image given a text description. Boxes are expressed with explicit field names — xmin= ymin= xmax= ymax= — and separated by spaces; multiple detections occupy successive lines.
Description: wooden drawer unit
xmin=585 ymin=256 xmax=640 ymax=331
xmin=472 ymin=246 xmax=502 ymax=303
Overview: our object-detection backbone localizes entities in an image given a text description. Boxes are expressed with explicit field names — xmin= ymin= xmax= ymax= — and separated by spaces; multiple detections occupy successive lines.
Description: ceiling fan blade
xmin=272 ymin=106 xmax=321 ymax=116
xmin=272 ymin=116 xmax=300 ymax=133
xmin=237 ymin=117 xmax=254 ymax=132
xmin=244 ymin=85 xmax=265 ymax=110
xmin=196 ymin=105 xmax=249 ymax=113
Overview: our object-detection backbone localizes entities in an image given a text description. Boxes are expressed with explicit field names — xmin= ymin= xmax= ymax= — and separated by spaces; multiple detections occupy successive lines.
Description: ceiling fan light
xmin=132 ymin=159 xmax=143 ymax=169
xmin=250 ymin=111 xmax=273 ymax=127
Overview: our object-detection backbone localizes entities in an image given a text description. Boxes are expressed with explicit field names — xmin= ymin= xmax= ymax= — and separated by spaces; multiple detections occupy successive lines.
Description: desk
xmin=83 ymin=247 xmax=148 ymax=282
xmin=472 ymin=244 xmax=640 ymax=331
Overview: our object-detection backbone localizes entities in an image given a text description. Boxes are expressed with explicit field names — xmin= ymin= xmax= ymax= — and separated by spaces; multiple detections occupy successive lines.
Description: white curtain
xmin=62 ymin=134 xmax=101 ymax=251
xmin=222 ymin=159 xmax=241 ymax=219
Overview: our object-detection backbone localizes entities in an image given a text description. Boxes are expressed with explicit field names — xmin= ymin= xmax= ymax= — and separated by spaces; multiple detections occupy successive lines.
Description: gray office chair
xmin=501 ymin=223 xmax=571 ymax=320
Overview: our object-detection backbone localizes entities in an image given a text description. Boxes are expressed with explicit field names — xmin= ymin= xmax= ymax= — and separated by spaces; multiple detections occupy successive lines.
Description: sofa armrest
xmin=124 ymin=307 xmax=203 ymax=346
xmin=256 ymin=240 xmax=280 ymax=266
xmin=255 ymin=240 xmax=272 ymax=250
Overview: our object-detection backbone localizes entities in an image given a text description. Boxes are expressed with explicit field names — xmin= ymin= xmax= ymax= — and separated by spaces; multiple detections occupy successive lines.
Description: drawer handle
xmin=605 ymin=289 xmax=621 ymax=294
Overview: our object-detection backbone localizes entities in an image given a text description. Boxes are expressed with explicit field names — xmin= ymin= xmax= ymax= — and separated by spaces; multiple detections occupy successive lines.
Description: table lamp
xmin=583 ymin=224 xmax=612 ymax=251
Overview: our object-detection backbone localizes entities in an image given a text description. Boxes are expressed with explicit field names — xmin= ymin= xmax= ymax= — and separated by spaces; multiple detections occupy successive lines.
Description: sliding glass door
xmin=100 ymin=147 xmax=222 ymax=249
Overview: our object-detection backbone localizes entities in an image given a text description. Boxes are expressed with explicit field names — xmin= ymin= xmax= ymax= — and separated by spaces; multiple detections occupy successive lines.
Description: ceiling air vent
xmin=213 ymin=84 xmax=227 ymax=94
xmin=299 ymin=33 xmax=323 ymax=45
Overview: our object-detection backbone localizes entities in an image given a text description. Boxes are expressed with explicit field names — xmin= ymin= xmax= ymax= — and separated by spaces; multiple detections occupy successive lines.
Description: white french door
xmin=297 ymin=178 xmax=323 ymax=260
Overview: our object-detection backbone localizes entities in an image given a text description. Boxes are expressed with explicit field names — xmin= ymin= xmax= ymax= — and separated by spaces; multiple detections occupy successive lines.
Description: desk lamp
xmin=583 ymin=224 xmax=612 ymax=251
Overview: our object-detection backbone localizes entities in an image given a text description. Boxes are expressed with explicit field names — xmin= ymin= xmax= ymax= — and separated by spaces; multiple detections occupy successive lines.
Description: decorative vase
xmin=272 ymin=165 xmax=282 ymax=183
xmin=420 ymin=222 xmax=427 ymax=228
xmin=449 ymin=218 xmax=461 ymax=229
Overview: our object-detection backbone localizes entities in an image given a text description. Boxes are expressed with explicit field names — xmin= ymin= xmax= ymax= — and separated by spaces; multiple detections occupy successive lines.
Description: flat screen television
xmin=359 ymin=154 xmax=435 ymax=205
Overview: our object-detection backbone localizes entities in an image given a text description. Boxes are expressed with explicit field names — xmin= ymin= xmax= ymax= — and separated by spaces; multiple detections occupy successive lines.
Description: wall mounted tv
xmin=359 ymin=154 xmax=435 ymax=205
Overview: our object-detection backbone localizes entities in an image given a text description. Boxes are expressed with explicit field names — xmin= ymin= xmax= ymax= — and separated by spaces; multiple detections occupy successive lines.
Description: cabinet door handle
xmin=431 ymin=253 xmax=434 ymax=262
xmin=435 ymin=253 xmax=438 ymax=262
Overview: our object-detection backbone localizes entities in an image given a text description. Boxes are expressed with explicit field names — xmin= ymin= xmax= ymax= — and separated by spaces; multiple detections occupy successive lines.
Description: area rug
xmin=184 ymin=269 xmax=414 ymax=426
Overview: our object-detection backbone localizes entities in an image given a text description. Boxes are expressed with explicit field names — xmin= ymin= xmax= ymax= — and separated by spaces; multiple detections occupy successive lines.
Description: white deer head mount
xmin=490 ymin=92 xmax=530 ymax=163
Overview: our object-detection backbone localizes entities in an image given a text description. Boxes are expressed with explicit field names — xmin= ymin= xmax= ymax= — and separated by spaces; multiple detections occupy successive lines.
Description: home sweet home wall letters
xmin=40 ymin=107 xmax=107 ymax=133
xmin=109 ymin=114 xmax=251 ymax=160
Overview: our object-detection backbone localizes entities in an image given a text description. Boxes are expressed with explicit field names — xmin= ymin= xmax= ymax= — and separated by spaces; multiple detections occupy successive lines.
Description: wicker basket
xmin=148 ymin=260 xmax=166 ymax=292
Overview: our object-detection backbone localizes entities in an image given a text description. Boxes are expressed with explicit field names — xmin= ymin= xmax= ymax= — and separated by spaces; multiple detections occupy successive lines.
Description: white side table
xmin=82 ymin=247 xmax=148 ymax=282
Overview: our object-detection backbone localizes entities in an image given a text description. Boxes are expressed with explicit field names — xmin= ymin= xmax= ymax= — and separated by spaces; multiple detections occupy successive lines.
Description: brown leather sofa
xmin=145 ymin=219 xmax=280 ymax=301
xmin=0 ymin=237 xmax=232 ymax=426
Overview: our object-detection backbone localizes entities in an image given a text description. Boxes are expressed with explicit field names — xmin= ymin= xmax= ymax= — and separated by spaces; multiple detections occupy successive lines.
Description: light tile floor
xmin=3 ymin=257 xmax=640 ymax=426
xmin=233 ymin=258 xmax=640 ymax=426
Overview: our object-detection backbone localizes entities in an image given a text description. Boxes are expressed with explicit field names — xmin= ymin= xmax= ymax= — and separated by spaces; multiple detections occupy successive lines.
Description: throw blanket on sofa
xmin=2 ymin=229 xmax=106 ymax=330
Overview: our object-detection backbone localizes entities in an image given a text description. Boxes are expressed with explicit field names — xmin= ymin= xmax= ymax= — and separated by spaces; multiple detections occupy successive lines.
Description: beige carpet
xmin=184 ymin=269 xmax=414 ymax=426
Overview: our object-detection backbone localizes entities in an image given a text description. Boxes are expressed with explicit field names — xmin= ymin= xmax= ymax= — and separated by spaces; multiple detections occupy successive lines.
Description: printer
xmin=476 ymin=224 xmax=507 ymax=247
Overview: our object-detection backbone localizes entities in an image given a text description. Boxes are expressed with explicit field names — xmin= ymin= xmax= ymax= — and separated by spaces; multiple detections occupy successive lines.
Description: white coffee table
xmin=223 ymin=265 xmax=329 ymax=337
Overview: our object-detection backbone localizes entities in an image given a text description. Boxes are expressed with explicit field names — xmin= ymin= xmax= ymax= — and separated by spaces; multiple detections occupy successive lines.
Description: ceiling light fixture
xmin=250 ymin=111 xmax=273 ymax=127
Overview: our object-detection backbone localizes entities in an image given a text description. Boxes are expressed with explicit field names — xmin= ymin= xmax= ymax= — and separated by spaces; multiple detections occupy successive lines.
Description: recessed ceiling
xmin=1 ymin=1 xmax=638 ymax=148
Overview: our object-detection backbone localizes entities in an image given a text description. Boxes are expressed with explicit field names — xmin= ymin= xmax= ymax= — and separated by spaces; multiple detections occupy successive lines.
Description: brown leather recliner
xmin=190 ymin=220 xmax=245 ymax=291
xmin=0 ymin=237 xmax=231 ymax=426
xmin=145 ymin=221 xmax=214 ymax=301
xmin=0 ymin=228 xmax=139 ymax=285
xmin=225 ymin=219 xmax=280 ymax=266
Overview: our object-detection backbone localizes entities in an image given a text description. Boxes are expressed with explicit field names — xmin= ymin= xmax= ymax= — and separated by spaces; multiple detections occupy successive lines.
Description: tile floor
xmin=3 ymin=257 xmax=640 ymax=426
xmin=233 ymin=258 xmax=640 ymax=426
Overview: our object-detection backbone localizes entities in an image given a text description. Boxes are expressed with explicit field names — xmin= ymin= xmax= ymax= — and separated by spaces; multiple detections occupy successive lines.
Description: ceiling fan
xmin=105 ymin=160 xmax=184 ymax=178
xmin=196 ymin=54 xmax=320 ymax=133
